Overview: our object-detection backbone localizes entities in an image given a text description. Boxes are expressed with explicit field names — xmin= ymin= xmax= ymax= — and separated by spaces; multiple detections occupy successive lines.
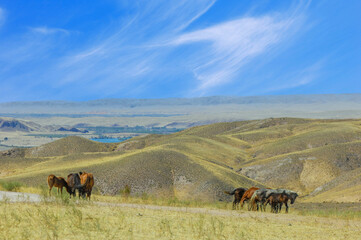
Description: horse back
xmin=67 ymin=173 xmax=81 ymax=188
xmin=244 ymin=187 xmax=260 ymax=198
xmin=80 ymin=172 xmax=94 ymax=190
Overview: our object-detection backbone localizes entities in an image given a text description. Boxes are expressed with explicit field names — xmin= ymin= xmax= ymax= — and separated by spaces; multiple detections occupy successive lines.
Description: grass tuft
xmin=0 ymin=180 xmax=23 ymax=192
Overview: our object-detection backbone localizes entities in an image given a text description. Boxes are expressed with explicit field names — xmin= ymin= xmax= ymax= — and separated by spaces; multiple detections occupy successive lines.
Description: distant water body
xmin=90 ymin=137 xmax=131 ymax=143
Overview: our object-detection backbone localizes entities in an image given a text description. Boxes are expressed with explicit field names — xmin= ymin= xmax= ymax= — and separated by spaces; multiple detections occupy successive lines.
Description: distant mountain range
xmin=0 ymin=118 xmax=43 ymax=132
xmin=1 ymin=94 xmax=361 ymax=133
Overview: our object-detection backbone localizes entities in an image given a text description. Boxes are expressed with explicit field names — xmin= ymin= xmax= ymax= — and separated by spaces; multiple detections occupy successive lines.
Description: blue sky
xmin=0 ymin=0 xmax=360 ymax=102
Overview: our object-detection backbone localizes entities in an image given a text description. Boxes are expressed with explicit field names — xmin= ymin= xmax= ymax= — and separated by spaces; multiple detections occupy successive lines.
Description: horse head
xmin=290 ymin=193 xmax=298 ymax=204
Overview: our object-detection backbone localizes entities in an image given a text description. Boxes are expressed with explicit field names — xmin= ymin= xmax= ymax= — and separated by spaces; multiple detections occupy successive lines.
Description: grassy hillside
xmin=1 ymin=117 xmax=361 ymax=202
xmin=0 ymin=136 xmax=263 ymax=201
xmin=25 ymin=136 xmax=117 ymax=157
xmin=116 ymin=117 xmax=361 ymax=201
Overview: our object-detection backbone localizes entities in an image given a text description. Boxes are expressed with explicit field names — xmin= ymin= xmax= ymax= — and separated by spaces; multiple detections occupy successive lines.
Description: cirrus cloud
xmin=172 ymin=16 xmax=298 ymax=92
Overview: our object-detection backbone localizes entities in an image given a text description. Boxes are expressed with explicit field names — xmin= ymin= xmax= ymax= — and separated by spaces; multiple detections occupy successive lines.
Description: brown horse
xmin=224 ymin=187 xmax=248 ymax=209
xmin=47 ymin=174 xmax=70 ymax=196
xmin=240 ymin=187 xmax=259 ymax=210
xmin=265 ymin=192 xmax=290 ymax=213
xmin=79 ymin=172 xmax=94 ymax=200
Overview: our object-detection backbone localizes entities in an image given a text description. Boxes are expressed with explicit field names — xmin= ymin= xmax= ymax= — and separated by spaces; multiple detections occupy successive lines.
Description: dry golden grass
xmin=1 ymin=199 xmax=360 ymax=240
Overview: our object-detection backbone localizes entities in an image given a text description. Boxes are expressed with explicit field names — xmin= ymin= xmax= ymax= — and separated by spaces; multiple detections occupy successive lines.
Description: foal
xmin=47 ymin=174 xmax=70 ymax=196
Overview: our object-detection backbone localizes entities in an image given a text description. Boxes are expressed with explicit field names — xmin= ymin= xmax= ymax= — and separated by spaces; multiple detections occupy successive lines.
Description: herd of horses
xmin=47 ymin=172 xmax=94 ymax=199
xmin=224 ymin=187 xmax=298 ymax=213
xmin=47 ymin=173 xmax=297 ymax=213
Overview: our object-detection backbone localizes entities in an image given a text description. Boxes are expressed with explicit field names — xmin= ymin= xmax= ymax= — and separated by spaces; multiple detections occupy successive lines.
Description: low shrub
xmin=0 ymin=181 xmax=23 ymax=192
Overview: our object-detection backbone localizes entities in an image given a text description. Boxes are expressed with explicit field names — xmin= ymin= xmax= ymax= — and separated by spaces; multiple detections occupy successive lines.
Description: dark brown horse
xmin=224 ymin=187 xmax=248 ymax=209
xmin=240 ymin=187 xmax=259 ymax=210
xmin=265 ymin=192 xmax=290 ymax=213
xmin=47 ymin=174 xmax=70 ymax=195
xmin=79 ymin=172 xmax=94 ymax=200
xmin=67 ymin=173 xmax=82 ymax=198
xmin=250 ymin=188 xmax=275 ymax=211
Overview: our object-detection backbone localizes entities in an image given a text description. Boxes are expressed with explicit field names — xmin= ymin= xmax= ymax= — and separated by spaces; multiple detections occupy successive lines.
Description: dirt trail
xmin=1 ymin=191 xmax=360 ymax=229
xmin=0 ymin=190 xmax=41 ymax=202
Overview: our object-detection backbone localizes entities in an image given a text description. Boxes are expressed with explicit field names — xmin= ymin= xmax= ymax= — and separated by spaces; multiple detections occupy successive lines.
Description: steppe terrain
xmin=1 ymin=117 xmax=361 ymax=203
xmin=1 ymin=96 xmax=361 ymax=239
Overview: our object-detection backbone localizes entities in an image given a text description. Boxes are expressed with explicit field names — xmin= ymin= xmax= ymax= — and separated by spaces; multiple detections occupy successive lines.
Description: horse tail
xmin=224 ymin=189 xmax=236 ymax=195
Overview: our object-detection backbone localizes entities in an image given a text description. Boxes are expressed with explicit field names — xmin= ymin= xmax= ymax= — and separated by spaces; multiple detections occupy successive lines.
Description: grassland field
xmin=1 ymin=117 xmax=361 ymax=239
xmin=1 ymin=190 xmax=361 ymax=240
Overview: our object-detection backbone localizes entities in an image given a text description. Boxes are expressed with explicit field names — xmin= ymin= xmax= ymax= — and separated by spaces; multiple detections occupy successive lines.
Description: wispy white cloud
xmin=0 ymin=1 xmax=312 ymax=101
xmin=55 ymin=0 xmax=217 ymax=91
xmin=30 ymin=26 xmax=70 ymax=35
xmin=57 ymin=0 xmax=299 ymax=95
xmin=172 ymin=16 xmax=299 ymax=93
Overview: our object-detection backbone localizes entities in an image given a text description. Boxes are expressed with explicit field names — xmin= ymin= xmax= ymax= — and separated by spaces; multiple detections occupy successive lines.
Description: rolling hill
xmin=0 ymin=136 xmax=264 ymax=201
xmin=1 ymin=117 xmax=361 ymax=202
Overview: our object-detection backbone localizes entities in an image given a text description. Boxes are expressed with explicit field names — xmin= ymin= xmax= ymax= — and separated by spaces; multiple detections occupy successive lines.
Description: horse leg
xmin=60 ymin=187 xmax=63 ymax=195
xmin=57 ymin=187 xmax=59 ymax=195
xmin=285 ymin=202 xmax=289 ymax=213
xmin=234 ymin=199 xmax=239 ymax=210
xmin=262 ymin=201 xmax=266 ymax=212
xmin=273 ymin=203 xmax=277 ymax=213
xmin=248 ymin=200 xmax=253 ymax=211
xmin=49 ymin=186 xmax=52 ymax=196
